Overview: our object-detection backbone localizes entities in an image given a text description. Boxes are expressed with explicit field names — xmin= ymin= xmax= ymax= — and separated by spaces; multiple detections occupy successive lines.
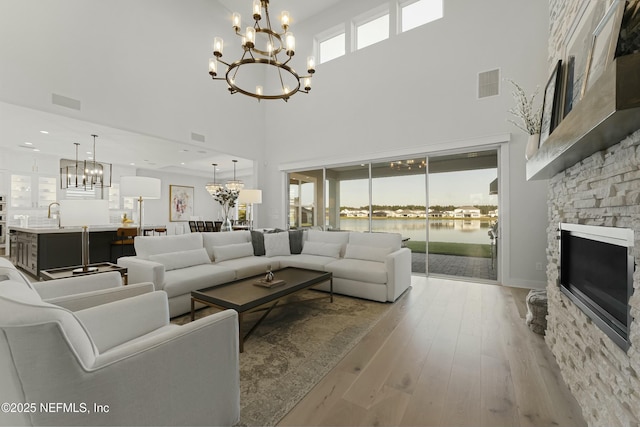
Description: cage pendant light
xmin=83 ymin=134 xmax=112 ymax=189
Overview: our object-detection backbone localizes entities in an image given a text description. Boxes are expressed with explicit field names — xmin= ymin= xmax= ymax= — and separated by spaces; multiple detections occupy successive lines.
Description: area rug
xmin=173 ymin=290 xmax=392 ymax=426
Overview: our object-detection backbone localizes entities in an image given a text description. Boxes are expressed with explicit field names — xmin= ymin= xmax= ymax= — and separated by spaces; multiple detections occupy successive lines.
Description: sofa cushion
xmin=148 ymin=248 xmax=211 ymax=271
xmin=212 ymin=243 xmax=254 ymax=262
xmin=215 ymin=256 xmax=277 ymax=279
xmin=344 ymin=244 xmax=393 ymax=263
xmin=325 ymin=259 xmax=388 ymax=284
xmin=307 ymin=230 xmax=349 ymax=257
xmin=135 ymin=233 xmax=203 ymax=259
xmin=348 ymin=232 xmax=402 ymax=251
xmin=264 ymin=232 xmax=291 ymax=257
xmin=288 ymin=230 xmax=304 ymax=254
xmin=162 ymin=264 xmax=236 ymax=299
xmin=301 ymin=241 xmax=341 ymax=258
xmin=250 ymin=230 xmax=266 ymax=256
xmin=202 ymin=231 xmax=251 ymax=260
xmin=274 ymin=254 xmax=335 ymax=271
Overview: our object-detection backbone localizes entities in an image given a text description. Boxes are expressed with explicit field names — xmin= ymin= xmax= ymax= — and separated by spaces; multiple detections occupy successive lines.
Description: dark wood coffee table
xmin=191 ymin=267 xmax=333 ymax=352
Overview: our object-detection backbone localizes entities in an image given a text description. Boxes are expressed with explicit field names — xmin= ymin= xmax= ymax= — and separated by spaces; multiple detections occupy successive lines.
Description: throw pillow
xmin=301 ymin=241 xmax=341 ymax=258
xmin=288 ymin=229 xmax=304 ymax=254
xmin=212 ymin=242 xmax=255 ymax=262
xmin=344 ymin=244 xmax=392 ymax=263
xmin=264 ymin=232 xmax=291 ymax=257
xmin=148 ymin=248 xmax=211 ymax=271
xmin=250 ymin=230 xmax=266 ymax=256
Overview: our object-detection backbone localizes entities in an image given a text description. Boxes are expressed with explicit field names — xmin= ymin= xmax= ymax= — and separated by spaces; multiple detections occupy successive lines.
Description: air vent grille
xmin=52 ymin=93 xmax=81 ymax=110
xmin=191 ymin=132 xmax=205 ymax=143
xmin=478 ymin=69 xmax=500 ymax=98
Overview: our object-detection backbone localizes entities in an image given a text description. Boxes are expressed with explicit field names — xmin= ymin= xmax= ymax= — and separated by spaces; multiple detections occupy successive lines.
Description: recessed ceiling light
xmin=181 ymin=162 xmax=185 ymax=165
xmin=39 ymin=130 xmax=48 ymax=134
xmin=24 ymin=142 xmax=33 ymax=145
xmin=130 ymin=162 xmax=135 ymax=166
xmin=86 ymin=151 xmax=92 ymax=155
xmin=33 ymin=148 xmax=40 ymax=152
xmin=88 ymin=156 xmax=94 ymax=160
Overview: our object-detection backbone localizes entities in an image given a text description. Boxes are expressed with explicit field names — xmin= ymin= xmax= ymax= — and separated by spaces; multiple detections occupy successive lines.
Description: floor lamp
xmin=120 ymin=176 xmax=162 ymax=235
xmin=59 ymin=200 xmax=110 ymax=273
xmin=238 ymin=189 xmax=262 ymax=229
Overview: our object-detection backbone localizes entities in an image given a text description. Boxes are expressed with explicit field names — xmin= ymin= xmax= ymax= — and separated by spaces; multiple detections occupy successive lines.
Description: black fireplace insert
xmin=559 ymin=223 xmax=634 ymax=351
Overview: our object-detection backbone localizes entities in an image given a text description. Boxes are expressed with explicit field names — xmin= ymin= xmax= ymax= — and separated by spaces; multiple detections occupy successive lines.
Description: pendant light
xmin=205 ymin=163 xmax=223 ymax=195
xmin=225 ymin=159 xmax=244 ymax=191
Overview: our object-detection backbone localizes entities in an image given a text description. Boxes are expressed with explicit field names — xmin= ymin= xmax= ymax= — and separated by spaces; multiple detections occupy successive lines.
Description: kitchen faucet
xmin=48 ymin=201 xmax=61 ymax=228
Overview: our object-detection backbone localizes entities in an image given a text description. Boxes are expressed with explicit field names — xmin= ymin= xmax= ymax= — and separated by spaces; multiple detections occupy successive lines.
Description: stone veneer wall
xmin=545 ymin=130 xmax=640 ymax=426
xmin=545 ymin=1 xmax=640 ymax=425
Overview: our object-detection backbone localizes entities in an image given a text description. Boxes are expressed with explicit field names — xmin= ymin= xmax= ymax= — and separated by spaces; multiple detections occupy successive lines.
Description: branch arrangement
xmin=213 ymin=188 xmax=238 ymax=219
xmin=507 ymin=79 xmax=542 ymax=135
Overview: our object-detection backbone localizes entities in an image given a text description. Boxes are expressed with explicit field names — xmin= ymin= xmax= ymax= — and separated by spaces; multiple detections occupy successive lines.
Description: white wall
xmin=259 ymin=0 xmax=551 ymax=287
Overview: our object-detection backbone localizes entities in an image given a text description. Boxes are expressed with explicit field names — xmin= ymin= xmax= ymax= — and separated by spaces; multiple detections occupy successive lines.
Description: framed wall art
xmin=539 ymin=59 xmax=562 ymax=147
xmin=169 ymin=185 xmax=194 ymax=222
xmin=562 ymin=0 xmax=608 ymax=118
xmin=583 ymin=0 xmax=626 ymax=95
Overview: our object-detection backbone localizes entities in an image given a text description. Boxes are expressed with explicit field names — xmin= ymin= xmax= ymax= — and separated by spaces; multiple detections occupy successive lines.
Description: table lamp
xmin=59 ymin=200 xmax=110 ymax=273
xmin=120 ymin=176 xmax=161 ymax=235
xmin=238 ymin=189 xmax=262 ymax=229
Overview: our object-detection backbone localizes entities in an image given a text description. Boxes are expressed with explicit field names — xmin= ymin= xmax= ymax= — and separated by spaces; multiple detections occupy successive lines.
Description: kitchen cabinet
xmin=10 ymin=174 xmax=57 ymax=209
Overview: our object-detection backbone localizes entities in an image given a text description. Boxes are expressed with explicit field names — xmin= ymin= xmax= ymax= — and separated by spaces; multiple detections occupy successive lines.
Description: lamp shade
xmin=238 ymin=189 xmax=262 ymax=204
xmin=120 ymin=176 xmax=161 ymax=199
xmin=59 ymin=200 xmax=110 ymax=227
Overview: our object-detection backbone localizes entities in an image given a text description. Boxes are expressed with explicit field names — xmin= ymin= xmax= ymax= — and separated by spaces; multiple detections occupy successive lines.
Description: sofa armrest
xmin=45 ymin=282 xmax=155 ymax=311
xmin=385 ymin=248 xmax=412 ymax=302
xmin=86 ymin=310 xmax=240 ymax=426
xmin=117 ymin=256 xmax=164 ymax=290
xmin=33 ymin=271 xmax=123 ymax=300
xmin=75 ymin=291 xmax=171 ymax=353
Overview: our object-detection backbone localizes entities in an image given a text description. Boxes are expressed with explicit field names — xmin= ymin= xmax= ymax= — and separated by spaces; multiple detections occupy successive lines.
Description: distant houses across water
xmin=340 ymin=206 xmax=498 ymax=218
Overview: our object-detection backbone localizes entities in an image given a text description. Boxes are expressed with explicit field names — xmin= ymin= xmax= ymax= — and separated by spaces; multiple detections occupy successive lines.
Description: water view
xmin=337 ymin=218 xmax=496 ymax=245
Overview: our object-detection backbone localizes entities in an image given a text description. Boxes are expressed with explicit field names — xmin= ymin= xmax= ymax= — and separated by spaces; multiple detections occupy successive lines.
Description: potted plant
xmin=507 ymin=79 xmax=542 ymax=160
xmin=212 ymin=188 xmax=238 ymax=231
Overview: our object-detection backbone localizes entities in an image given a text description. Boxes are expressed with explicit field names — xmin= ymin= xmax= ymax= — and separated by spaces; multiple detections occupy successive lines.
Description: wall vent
xmin=478 ymin=69 xmax=500 ymax=98
xmin=191 ymin=132 xmax=206 ymax=143
xmin=52 ymin=93 xmax=81 ymax=110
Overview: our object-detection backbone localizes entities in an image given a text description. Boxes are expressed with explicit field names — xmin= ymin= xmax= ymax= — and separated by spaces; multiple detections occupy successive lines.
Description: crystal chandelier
xmin=205 ymin=163 xmax=223 ymax=195
xmin=208 ymin=0 xmax=316 ymax=102
xmin=226 ymin=160 xmax=244 ymax=191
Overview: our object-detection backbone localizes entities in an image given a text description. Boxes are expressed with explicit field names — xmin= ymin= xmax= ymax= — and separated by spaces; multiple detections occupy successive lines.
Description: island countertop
xmin=9 ymin=225 xmax=164 ymax=234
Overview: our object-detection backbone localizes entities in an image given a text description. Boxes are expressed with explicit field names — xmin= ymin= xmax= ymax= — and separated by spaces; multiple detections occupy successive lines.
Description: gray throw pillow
xmin=250 ymin=230 xmax=265 ymax=256
xmin=289 ymin=229 xmax=304 ymax=254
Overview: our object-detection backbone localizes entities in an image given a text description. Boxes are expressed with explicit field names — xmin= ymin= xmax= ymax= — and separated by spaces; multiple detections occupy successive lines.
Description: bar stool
xmin=154 ymin=227 xmax=167 ymax=235
xmin=111 ymin=227 xmax=138 ymax=262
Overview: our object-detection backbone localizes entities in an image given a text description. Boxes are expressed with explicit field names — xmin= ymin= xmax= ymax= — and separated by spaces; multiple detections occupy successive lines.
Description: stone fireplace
xmin=545 ymin=130 xmax=640 ymax=426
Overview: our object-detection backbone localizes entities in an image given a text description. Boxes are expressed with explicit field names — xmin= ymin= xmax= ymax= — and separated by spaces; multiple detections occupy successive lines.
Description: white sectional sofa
xmin=118 ymin=230 xmax=412 ymax=317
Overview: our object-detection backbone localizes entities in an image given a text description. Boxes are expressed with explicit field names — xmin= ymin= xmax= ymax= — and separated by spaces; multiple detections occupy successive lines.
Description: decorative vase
xmin=221 ymin=217 xmax=232 ymax=232
xmin=525 ymin=133 xmax=540 ymax=160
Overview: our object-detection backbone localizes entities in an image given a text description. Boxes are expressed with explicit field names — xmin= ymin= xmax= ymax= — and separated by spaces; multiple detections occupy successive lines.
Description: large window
xmin=400 ymin=0 xmax=443 ymax=32
xmin=319 ymin=33 xmax=345 ymax=64
xmin=356 ymin=14 xmax=389 ymax=50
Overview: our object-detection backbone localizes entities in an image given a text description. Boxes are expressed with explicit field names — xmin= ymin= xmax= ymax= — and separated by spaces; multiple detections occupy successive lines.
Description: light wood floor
xmin=278 ymin=276 xmax=586 ymax=427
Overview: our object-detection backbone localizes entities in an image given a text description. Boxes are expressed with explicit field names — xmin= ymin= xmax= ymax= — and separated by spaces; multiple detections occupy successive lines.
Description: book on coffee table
xmin=253 ymin=278 xmax=286 ymax=288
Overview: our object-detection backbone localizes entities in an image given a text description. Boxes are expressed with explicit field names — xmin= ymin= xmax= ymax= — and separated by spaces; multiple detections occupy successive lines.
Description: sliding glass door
xmin=285 ymin=148 xmax=499 ymax=281
xmin=427 ymin=151 xmax=498 ymax=280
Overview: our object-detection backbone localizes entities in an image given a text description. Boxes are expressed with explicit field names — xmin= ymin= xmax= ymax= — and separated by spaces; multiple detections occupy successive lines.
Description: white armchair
xmin=0 ymin=265 xmax=240 ymax=426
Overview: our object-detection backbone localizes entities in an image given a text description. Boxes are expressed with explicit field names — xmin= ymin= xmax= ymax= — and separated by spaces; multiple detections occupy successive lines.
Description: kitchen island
xmin=8 ymin=225 xmax=151 ymax=277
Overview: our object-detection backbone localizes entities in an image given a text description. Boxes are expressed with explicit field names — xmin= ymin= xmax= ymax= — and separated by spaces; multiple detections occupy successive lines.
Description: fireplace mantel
xmin=526 ymin=53 xmax=640 ymax=181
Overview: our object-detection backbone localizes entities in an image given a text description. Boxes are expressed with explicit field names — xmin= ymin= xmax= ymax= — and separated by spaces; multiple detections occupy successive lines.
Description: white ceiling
xmin=0 ymin=0 xmax=343 ymax=178
xmin=0 ymin=102 xmax=252 ymax=178
xmin=216 ymin=0 xmax=342 ymax=24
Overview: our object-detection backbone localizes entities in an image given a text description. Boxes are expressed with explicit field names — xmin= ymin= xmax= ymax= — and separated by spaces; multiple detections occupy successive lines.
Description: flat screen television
xmin=559 ymin=223 xmax=634 ymax=351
